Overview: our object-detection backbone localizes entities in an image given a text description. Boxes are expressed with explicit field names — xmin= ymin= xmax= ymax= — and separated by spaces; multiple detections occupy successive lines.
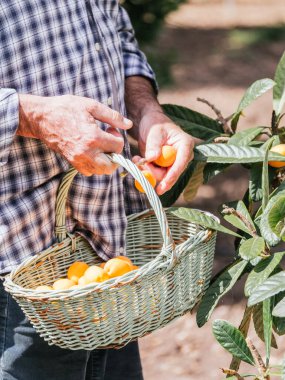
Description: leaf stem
xmin=222 ymin=368 xmax=245 ymax=379
xmin=246 ymin=337 xmax=270 ymax=379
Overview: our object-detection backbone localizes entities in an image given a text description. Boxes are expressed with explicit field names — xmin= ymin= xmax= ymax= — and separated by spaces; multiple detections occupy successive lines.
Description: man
xmin=0 ymin=1 xmax=194 ymax=379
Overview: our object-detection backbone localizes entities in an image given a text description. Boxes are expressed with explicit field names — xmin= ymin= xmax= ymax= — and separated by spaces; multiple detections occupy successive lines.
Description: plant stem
xmin=197 ymin=97 xmax=233 ymax=135
xmin=246 ymin=337 xmax=270 ymax=380
xmin=221 ymin=368 xmax=245 ymax=379
xmin=222 ymin=205 xmax=257 ymax=237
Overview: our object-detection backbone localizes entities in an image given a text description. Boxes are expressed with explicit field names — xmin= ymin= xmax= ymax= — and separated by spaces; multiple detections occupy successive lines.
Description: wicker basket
xmin=4 ymin=153 xmax=217 ymax=350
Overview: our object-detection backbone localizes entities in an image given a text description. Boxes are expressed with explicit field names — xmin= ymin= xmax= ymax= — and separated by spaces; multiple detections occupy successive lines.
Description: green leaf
xmin=197 ymin=260 xmax=248 ymax=327
xmin=195 ymin=144 xmax=285 ymax=164
xmin=260 ymin=192 xmax=285 ymax=246
xmin=267 ymin=194 xmax=285 ymax=240
xmin=239 ymin=237 xmax=265 ymax=261
xmin=228 ymin=127 xmax=264 ymax=147
xmin=223 ymin=214 xmax=252 ymax=236
xmin=169 ymin=207 xmax=242 ymax=237
xmin=203 ymin=163 xmax=230 ymax=183
xmin=212 ymin=320 xmax=255 ymax=365
xmin=248 ymin=271 xmax=285 ymax=306
xmin=252 ymin=303 xmax=277 ymax=349
xmin=263 ymin=298 xmax=273 ymax=365
xmin=222 ymin=200 xmax=256 ymax=237
xmin=262 ymin=141 xmax=272 ymax=212
xmin=159 ymin=161 xmax=196 ymax=207
xmin=245 ymin=252 xmax=285 ymax=296
xmin=183 ymin=162 xmax=205 ymax=202
xmin=273 ymin=51 xmax=285 ymax=116
xmin=273 ymin=292 xmax=285 ymax=335
xmin=162 ymin=104 xmax=223 ymax=139
xmin=273 ymin=296 xmax=285 ymax=317
xmin=249 ymin=163 xmax=263 ymax=202
xmin=231 ymin=79 xmax=275 ymax=130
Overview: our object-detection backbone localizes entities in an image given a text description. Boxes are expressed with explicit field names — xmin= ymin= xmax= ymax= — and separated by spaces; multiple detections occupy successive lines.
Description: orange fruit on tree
xmin=135 ymin=170 xmax=156 ymax=193
xmin=35 ymin=285 xmax=53 ymax=291
xmin=84 ymin=265 xmax=110 ymax=283
xmin=53 ymin=278 xmax=76 ymax=291
xmin=153 ymin=145 xmax=177 ymax=167
xmin=67 ymin=261 xmax=89 ymax=283
xmin=104 ymin=258 xmax=132 ymax=278
xmin=268 ymin=144 xmax=285 ymax=168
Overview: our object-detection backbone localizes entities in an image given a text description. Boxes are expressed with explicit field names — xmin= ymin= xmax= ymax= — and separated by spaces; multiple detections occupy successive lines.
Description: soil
xmin=139 ymin=1 xmax=285 ymax=379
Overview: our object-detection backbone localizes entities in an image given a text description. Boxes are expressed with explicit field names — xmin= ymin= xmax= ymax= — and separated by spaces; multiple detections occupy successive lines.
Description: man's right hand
xmin=17 ymin=94 xmax=133 ymax=176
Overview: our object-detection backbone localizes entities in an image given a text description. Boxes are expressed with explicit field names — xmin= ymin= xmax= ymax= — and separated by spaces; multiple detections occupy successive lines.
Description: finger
xmin=87 ymin=100 xmax=133 ymax=130
xmin=156 ymin=141 xmax=194 ymax=195
xmin=77 ymin=152 xmax=119 ymax=176
xmin=95 ymin=127 xmax=125 ymax=154
xmin=144 ymin=126 xmax=166 ymax=162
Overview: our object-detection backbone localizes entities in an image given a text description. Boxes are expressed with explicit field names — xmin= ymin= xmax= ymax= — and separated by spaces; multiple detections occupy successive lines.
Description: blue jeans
xmin=0 ymin=279 xmax=144 ymax=380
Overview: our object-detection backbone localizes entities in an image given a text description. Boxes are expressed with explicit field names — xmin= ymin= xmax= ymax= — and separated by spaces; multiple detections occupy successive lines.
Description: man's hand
xmin=18 ymin=94 xmax=133 ymax=176
xmin=134 ymin=111 xmax=194 ymax=195
xmin=125 ymin=76 xmax=195 ymax=195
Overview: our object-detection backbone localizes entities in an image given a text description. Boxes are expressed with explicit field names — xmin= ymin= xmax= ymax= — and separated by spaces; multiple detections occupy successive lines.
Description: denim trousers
xmin=0 ymin=279 xmax=144 ymax=380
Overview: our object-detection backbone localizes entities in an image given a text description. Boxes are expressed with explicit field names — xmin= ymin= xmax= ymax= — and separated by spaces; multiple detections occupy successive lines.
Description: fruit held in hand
xmin=269 ymin=144 xmax=285 ymax=168
xmin=153 ymin=145 xmax=176 ymax=167
xmin=135 ymin=170 xmax=156 ymax=193
xmin=67 ymin=261 xmax=89 ymax=283
xmin=104 ymin=258 xmax=132 ymax=278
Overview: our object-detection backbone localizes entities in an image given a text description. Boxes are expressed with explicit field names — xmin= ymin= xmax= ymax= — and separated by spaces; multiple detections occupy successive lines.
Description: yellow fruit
xmin=135 ymin=170 xmax=156 ymax=193
xmin=53 ymin=278 xmax=76 ymax=291
xmin=131 ymin=265 xmax=139 ymax=270
xmin=70 ymin=284 xmax=80 ymax=289
xmin=153 ymin=145 xmax=177 ymax=167
xmin=35 ymin=285 xmax=53 ymax=291
xmin=116 ymin=255 xmax=133 ymax=265
xmin=84 ymin=265 xmax=110 ymax=283
xmin=269 ymin=144 xmax=285 ymax=168
xmin=78 ymin=276 xmax=90 ymax=287
xmin=104 ymin=258 xmax=132 ymax=278
xmin=67 ymin=261 xmax=89 ymax=283
xmin=99 ymin=262 xmax=106 ymax=269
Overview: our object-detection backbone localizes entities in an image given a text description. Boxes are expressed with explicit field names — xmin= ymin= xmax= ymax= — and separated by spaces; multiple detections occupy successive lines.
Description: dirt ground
xmin=139 ymin=1 xmax=285 ymax=379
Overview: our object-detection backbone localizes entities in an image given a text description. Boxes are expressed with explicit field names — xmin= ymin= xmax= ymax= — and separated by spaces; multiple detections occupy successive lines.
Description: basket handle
xmin=55 ymin=153 xmax=175 ymax=257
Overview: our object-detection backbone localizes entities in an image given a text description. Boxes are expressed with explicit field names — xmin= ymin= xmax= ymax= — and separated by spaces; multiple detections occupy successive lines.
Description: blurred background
xmin=122 ymin=0 xmax=285 ymax=379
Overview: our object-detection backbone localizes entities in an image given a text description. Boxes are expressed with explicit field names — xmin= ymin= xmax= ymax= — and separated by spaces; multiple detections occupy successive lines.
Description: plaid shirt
xmin=0 ymin=0 xmax=156 ymax=274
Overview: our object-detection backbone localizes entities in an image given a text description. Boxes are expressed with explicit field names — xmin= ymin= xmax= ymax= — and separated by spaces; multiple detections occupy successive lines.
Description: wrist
xmin=18 ymin=94 xmax=46 ymax=139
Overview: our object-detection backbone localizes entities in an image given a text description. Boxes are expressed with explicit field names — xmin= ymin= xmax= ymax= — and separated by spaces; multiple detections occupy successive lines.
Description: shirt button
xmin=95 ymin=43 xmax=101 ymax=51
xmin=107 ymin=97 xmax=112 ymax=106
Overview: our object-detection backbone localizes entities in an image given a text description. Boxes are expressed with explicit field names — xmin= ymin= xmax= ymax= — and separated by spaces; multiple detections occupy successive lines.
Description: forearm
xmin=125 ymin=76 xmax=163 ymax=140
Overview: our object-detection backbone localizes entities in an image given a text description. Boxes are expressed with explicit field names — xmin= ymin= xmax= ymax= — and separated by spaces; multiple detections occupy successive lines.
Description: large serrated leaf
xmin=263 ymin=299 xmax=273 ymax=365
xmin=248 ymin=271 xmax=285 ymax=306
xmin=273 ymin=51 xmax=285 ymax=116
xmin=195 ymin=144 xmax=285 ymax=164
xmin=273 ymin=292 xmax=285 ymax=335
xmin=228 ymin=127 xmax=264 ymax=147
xmin=244 ymin=252 xmax=285 ymax=297
xmin=223 ymin=214 xmax=253 ymax=236
xmin=249 ymin=163 xmax=263 ymax=202
xmin=231 ymin=79 xmax=276 ymax=130
xmin=267 ymin=194 xmax=285 ymax=240
xmin=196 ymin=260 xmax=248 ymax=327
xmin=169 ymin=207 xmax=242 ymax=237
xmin=273 ymin=296 xmax=285 ymax=317
xmin=239 ymin=237 xmax=265 ymax=261
xmin=162 ymin=104 xmax=223 ymax=139
xmin=262 ymin=141 xmax=272 ymax=212
xmin=212 ymin=320 xmax=255 ymax=365
xmin=260 ymin=192 xmax=285 ymax=246
xmin=183 ymin=162 xmax=205 ymax=202
xmin=252 ymin=303 xmax=277 ymax=349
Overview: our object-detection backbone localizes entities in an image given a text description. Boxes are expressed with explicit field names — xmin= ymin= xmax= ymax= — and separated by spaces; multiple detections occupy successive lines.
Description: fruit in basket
xmin=78 ymin=276 xmax=91 ymax=286
xmin=53 ymin=278 xmax=76 ymax=290
xmin=83 ymin=265 xmax=110 ymax=283
xmin=268 ymin=144 xmax=285 ymax=168
xmin=135 ymin=170 xmax=156 ymax=193
xmin=132 ymin=265 xmax=139 ymax=270
xmin=99 ymin=262 xmax=106 ymax=269
xmin=67 ymin=261 xmax=89 ymax=283
xmin=103 ymin=258 xmax=132 ymax=278
xmin=153 ymin=145 xmax=176 ymax=167
xmin=116 ymin=255 xmax=133 ymax=265
xmin=35 ymin=285 xmax=53 ymax=291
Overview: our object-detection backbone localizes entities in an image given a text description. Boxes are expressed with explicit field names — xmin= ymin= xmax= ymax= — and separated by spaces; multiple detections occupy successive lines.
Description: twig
xmin=222 ymin=205 xmax=257 ymax=237
xmin=214 ymin=136 xmax=230 ymax=144
xmin=197 ymin=97 xmax=233 ymax=135
xmin=246 ymin=337 xmax=270 ymax=380
xmin=221 ymin=368 xmax=245 ymax=380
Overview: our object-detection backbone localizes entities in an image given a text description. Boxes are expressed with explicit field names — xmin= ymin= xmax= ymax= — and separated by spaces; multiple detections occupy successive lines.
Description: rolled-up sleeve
xmin=117 ymin=6 xmax=158 ymax=92
xmin=0 ymin=88 xmax=18 ymax=166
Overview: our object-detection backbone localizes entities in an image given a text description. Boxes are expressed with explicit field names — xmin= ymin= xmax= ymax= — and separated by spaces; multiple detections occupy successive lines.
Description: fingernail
xmin=123 ymin=118 xmax=133 ymax=127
